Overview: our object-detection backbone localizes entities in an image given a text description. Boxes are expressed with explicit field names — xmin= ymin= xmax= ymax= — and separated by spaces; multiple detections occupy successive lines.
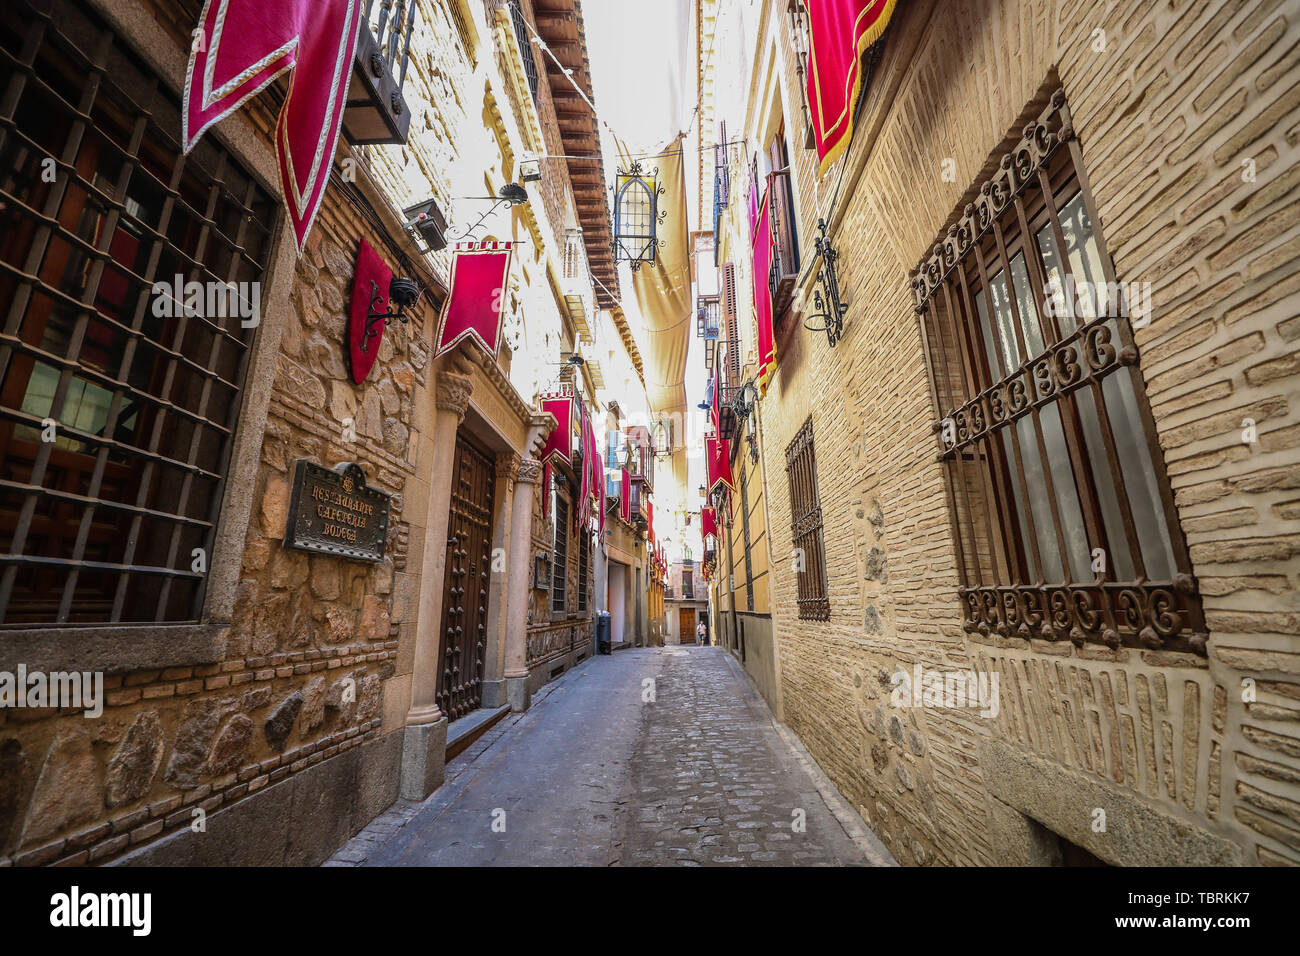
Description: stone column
xmin=503 ymin=457 xmax=540 ymax=712
xmin=480 ymin=452 xmax=519 ymax=708
xmin=400 ymin=369 xmax=472 ymax=800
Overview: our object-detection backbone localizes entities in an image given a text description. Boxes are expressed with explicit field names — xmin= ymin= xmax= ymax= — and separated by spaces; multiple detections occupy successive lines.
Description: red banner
xmin=575 ymin=402 xmax=588 ymax=534
xmin=539 ymin=393 xmax=575 ymax=466
xmin=706 ymin=435 xmax=733 ymax=496
xmin=805 ymin=0 xmax=898 ymax=176
xmin=701 ymin=506 xmax=717 ymax=542
xmin=348 ymin=238 xmax=392 ymax=384
xmin=619 ymin=468 xmax=630 ymax=523
xmin=183 ymin=0 xmax=363 ymax=252
xmin=589 ymin=413 xmax=605 ymax=534
xmin=753 ymin=181 xmax=776 ymax=391
xmin=436 ymin=242 xmax=514 ymax=358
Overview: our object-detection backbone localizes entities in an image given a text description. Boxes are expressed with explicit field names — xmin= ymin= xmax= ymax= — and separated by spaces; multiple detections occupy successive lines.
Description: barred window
xmin=785 ymin=416 xmax=828 ymax=621
xmin=577 ymin=527 xmax=588 ymax=612
xmin=911 ymin=90 xmax=1204 ymax=654
xmin=551 ymin=494 xmax=568 ymax=612
xmin=0 ymin=0 xmax=275 ymax=626
xmin=508 ymin=0 xmax=540 ymax=104
xmin=739 ymin=461 xmax=754 ymax=612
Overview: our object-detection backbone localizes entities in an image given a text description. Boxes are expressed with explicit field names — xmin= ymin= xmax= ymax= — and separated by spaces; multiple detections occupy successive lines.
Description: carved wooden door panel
xmin=436 ymin=433 xmax=495 ymax=721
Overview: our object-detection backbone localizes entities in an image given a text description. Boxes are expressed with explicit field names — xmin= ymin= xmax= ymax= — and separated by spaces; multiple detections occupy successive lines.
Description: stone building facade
xmin=0 ymin=0 xmax=632 ymax=866
xmin=705 ymin=0 xmax=1300 ymax=866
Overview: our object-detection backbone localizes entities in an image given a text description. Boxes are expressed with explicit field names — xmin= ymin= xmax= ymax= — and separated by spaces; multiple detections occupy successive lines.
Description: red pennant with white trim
xmin=183 ymin=0 xmax=363 ymax=252
xmin=436 ymin=241 xmax=514 ymax=358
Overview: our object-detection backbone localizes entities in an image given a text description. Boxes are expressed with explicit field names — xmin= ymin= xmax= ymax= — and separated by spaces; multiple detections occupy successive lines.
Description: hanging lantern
xmin=613 ymin=161 xmax=665 ymax=270
xmin=651 ymin=419 xmax=672 ymax=460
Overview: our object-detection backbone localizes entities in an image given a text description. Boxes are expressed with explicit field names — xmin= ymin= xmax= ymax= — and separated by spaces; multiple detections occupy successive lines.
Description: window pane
xmin=1041 ymin=403 xmax=1091 ymax=583
xmin=1037 ymin=197 xmax=1178 ymax=582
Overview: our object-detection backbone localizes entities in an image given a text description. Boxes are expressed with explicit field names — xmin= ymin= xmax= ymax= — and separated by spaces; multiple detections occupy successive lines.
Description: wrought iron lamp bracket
xmin=362 ymin=279 xmax=414 ymax=354
xmin=728 ymin=380 xmax=762 ymax=465
xmin=803 ymin=218 xmax=849 ymax=347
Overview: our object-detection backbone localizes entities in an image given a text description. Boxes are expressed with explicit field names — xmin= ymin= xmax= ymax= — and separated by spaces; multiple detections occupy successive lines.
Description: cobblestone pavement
xmin=326 ymin=646 xmax=894 ymax=867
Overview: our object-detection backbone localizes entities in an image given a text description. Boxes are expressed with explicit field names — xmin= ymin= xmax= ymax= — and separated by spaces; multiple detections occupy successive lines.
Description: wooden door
xmin=679 ymin=607 xmax=696 ymax=643
xmin=436 ymin=433 xmax=495 ymax=721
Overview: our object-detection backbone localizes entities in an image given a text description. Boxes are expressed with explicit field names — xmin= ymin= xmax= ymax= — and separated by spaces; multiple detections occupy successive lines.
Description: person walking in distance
xmin=696 ymin=621 xmax=707 ymax=646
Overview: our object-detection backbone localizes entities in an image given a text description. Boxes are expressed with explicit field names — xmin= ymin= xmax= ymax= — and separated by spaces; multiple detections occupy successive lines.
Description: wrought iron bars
xmin=802 ymin=218 xmax=849 ymax=347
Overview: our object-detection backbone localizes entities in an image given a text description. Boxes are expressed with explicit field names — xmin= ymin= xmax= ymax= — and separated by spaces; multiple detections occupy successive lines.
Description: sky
xmin=581 ymin=0 xmax=710 ymax=555
xmin=582 ymin=0 xmax=695 ymax=158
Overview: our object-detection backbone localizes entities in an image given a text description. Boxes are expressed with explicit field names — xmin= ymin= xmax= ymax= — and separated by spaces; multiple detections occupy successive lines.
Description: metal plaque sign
xmin=284 ymin=460 xmax=391 ymax=562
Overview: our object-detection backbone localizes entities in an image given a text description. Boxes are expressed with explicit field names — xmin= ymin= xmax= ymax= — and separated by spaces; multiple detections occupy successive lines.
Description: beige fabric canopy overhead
xmin=629 ymin=133 xmax=692 ymax=488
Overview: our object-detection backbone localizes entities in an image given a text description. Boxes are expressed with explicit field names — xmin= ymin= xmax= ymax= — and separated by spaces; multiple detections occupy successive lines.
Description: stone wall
xmin=526 ymin=480 xmax=595 ymax=680
xmin=0 ymin=0 xmax=472 ymax=867
xmin=748 ymin=0 xmax=1300 ymax=866
xmin=0 ymin=179 xmax=429 ymax=868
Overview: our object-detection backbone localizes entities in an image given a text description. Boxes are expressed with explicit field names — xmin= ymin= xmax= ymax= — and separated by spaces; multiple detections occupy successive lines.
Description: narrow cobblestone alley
xmin=328 ymin=649 xmax=893 ymax=867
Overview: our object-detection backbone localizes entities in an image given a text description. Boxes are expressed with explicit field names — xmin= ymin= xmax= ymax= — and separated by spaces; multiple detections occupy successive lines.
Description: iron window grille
xmin=766 ymin=169 xmax=800 ymax=318
xmin=714 ymin=119 xmax=730 ymax=207
xmin=508 ymin=0 xmax=540 ymax=105
xmin=716 ymin=263 xmax=741 ymax=440
xmin=697 ymin=295 xmax=719 ymax=338
xmin=345 ymin=0 xmax=418 ymax=146
xmin=551 ymin=494 xmax=568 ymax=612
xmin=739 ymin=460 xmax=754 ymax=612
xmin=0 ymin=0 xmax=275 ymax=626
xmin=911 ymin=90 xmax=1205 ymax=654
xmin=577 ymin=527 xmax=588 ymax=612
xmin=784 ymin=417 xmax=828 ymax=620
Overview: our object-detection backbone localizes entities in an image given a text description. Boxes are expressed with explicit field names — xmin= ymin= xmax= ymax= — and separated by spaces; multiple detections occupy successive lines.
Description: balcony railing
xmin=624 ymin=427 xmax=653 ymax=494
xmin=767 ymin=169 xmax=800 ymax=319
xmin=344 ymin=0 xmax=419 ymax=145
xmin=562 ymin=231 xmax=594 ymax=341
xmin=697 ymin=296 xmax=719 ymax=338
xmin=716 ymin=339 xmax=741 ymax=441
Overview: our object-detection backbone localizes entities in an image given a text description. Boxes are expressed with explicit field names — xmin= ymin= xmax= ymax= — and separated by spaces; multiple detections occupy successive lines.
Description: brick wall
xmin=746 ymin=0 xmax=1300 ymax=865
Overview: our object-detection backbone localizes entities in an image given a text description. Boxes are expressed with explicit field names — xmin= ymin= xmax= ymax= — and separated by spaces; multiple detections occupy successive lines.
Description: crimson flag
xmin=539 ymin=393 xmax=575 ymax=466
xmin=706 ymin=435 xmax=733 ymax=496
xmin=753 ymin=181 xmax=777 ymax=390
xmin=436 ymin=242 xmax=514 ymax=358
xmin=183 ymin=0 xmax=363 ymax=251
xmin=805 ymin=0 xmax=898 ymax=176
xmin=701 ymin=506 xmax=717 ymax=542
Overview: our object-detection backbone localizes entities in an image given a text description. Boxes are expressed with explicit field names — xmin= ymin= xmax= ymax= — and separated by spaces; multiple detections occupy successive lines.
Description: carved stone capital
xmin=495 ymin=451 xmax=521 ymax=481
xmin=435 ymin=371 xmax=473 ymax=422
xmin=516 ymin=457 xmax=543 ymax=485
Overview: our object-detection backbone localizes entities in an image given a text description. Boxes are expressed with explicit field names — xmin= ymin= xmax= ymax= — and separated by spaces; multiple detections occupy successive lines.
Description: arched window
xmin=614 ymin=168 xmax=658 ymax=267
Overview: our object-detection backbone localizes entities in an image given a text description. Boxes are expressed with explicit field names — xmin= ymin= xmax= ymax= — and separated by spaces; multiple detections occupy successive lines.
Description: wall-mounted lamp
xmin=519 ymin=154 xmax=542 ymax=183
xmin=549 ymin=353 xmax=585 ymax=367
xmin=402 ymin=198 xmax=448 ymax=252
xmin=362 ymin=276 xmax=420 ymax=354
xmin=804 ymin=218 xmax=850 ymax=347
xmin=498 ymin=182 xmax=529 ymax=205
xmin=730 ymin=380 xmax=761 ymax=465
